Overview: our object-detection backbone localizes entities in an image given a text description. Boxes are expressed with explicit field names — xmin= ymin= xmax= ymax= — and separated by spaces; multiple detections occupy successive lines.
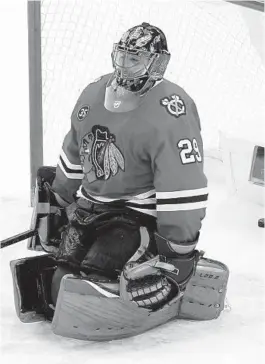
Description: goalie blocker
xmin=28 ymin=166 xmax=68 ymax=253
xmin=10 ymin=237 xmax=229 ymax=341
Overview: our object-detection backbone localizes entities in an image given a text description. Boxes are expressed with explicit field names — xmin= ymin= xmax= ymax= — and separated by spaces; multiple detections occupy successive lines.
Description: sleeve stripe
xmin=58 ymin=159 xmax=84 ymax=180
xmin=157 ymin=193 xmax=208 ymax=205
xmin=59 ymin=155 xmax=83 ymax=175
xmin=157 ymin=200 xmax=208 ymax=211
xmin=156 ymin=187 xmax=208 ymax=199
xmin=60 ymin=149 xmax=83 ymax=171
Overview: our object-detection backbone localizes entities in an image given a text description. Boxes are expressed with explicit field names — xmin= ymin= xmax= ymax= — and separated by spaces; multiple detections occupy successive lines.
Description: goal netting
xmin=36 ymin=0 xmax=264 ymax=166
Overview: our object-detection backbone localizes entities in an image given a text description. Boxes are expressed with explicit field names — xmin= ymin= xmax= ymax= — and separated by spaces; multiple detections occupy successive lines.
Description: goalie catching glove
xmin=120 ymin=256 xmax=180 ymax=310
xmin=120 ymin=248 xmax=200 ymax=311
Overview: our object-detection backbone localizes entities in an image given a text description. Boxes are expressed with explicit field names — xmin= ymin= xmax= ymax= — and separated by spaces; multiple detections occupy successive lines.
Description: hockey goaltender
xmin=10 ymin=23 xmax=229 ymax=341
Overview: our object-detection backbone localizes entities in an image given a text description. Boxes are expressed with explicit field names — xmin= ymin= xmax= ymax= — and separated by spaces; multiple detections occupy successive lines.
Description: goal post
xmin=28 ymin=0 xmax=43 ymax=203
xmin=27 ymin=0 xmax=265 ymax=204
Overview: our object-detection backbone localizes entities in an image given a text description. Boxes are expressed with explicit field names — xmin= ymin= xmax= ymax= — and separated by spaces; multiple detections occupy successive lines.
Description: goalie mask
xmin=104 ymin=22 xmax=171 ymax=112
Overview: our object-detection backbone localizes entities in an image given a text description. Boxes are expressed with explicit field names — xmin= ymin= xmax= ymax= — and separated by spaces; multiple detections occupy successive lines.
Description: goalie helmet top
xmin=117 ymin=22 xmax=169 ymax=54
xmin=104 ymin=22 xmax=171 ymax=112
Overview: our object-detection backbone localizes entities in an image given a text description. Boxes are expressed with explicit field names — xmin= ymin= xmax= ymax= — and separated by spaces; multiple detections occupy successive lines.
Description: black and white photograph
xmin=0 ymin=0 xmax=264 ymax=362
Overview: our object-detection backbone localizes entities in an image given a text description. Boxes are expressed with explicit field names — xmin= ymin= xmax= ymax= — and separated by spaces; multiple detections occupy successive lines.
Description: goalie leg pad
xmin=51 ymin=256 xmax=229 ymax=341
xmin=51 ymin=274 xmax=181 ymax=341
xmin=177 ymin=257 xmax=229 ymax=320
xmin=10 ymin=254 xmax=57 ymax=322
xmin=51 ymin=265 xmax=81 ymax=305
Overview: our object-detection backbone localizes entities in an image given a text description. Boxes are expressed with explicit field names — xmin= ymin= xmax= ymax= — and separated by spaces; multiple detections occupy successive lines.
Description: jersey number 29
xmin=178 ymin=138 xmax=202 ymax=164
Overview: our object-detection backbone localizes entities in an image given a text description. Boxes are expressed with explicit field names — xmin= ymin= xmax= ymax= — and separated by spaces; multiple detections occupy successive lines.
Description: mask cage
xmin=111 ymin=43 xmax=170 ymax=82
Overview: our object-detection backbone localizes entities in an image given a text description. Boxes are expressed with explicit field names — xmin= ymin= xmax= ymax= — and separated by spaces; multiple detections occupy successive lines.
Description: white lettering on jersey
xmin=178 ymin=138 xmax=202 ymax=164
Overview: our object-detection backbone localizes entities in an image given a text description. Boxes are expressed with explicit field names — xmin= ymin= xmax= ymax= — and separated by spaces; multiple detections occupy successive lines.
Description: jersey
xmin=52 ymin=74 xmax=208 ymax=254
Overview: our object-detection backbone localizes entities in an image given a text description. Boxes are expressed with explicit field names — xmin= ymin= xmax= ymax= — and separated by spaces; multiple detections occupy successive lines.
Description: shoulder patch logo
xmin=77 ymin=106 xmax=90 ymax=121
xmin=80 ymin=125 xmax=125 ymax=183
xmin=160 ymin=94 xmax=186 ymax=118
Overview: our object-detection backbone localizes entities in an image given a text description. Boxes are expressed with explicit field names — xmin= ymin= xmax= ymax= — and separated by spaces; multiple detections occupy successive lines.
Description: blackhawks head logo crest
xmin=80 ymin=125 xmax=125 ymax=183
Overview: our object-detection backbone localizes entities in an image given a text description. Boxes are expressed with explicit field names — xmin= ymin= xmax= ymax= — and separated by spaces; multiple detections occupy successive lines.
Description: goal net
xmin=29 ymin=0 xmax=264 ymax=181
